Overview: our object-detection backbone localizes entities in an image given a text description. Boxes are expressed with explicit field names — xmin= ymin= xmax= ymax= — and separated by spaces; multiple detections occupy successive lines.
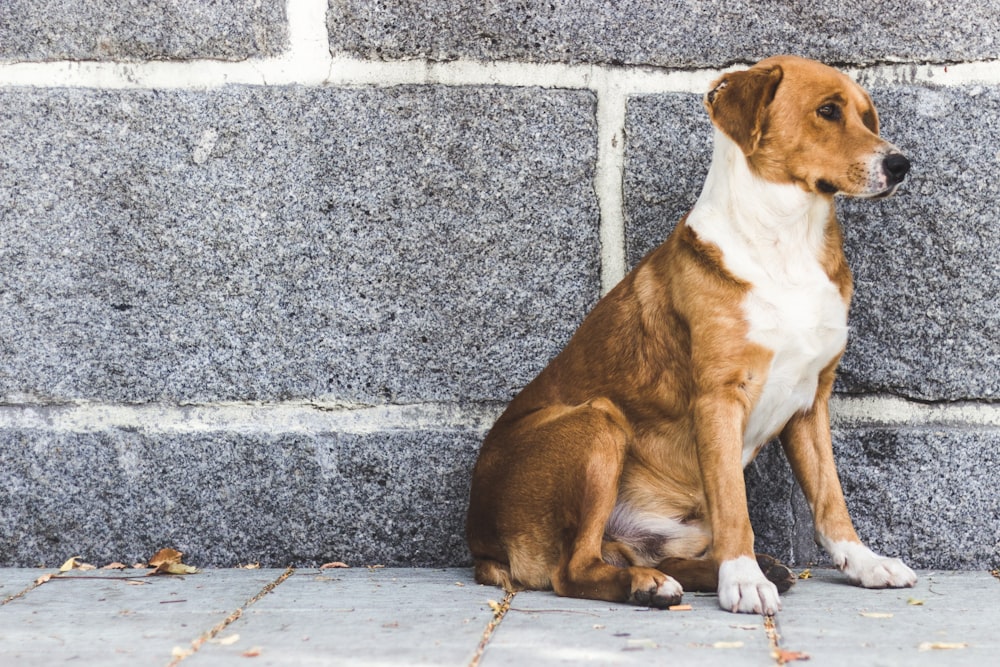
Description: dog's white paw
xmin=828 ymin=541 xmax=917 ymax=588
xmin=718 ymin=556 xmax=782 ymax=615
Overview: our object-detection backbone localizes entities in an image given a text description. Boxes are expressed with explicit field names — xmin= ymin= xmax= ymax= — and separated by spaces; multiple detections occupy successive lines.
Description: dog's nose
xmin=883 ymin=153 xmax=911 ymax=185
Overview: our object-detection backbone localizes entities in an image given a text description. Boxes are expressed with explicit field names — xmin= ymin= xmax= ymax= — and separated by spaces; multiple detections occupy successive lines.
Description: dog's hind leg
xmin=542 ymin=399 xmax=684 ymax=608
xmin=471 ymin=397 xmax=683 ymax=606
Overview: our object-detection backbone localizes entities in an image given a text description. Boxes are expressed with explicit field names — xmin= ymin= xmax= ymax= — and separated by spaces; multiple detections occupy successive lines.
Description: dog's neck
xmin=687 ymin=129 xmax=833 ymax=277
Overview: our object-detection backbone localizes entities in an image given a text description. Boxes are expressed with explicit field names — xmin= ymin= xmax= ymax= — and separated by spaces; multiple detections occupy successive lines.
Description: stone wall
xmin=1 ymin=0 xmax=997 ymax=570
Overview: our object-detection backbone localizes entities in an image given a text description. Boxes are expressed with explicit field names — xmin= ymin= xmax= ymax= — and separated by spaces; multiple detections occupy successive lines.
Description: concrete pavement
xmin=2 ymin=566 xmax=997 ymax=666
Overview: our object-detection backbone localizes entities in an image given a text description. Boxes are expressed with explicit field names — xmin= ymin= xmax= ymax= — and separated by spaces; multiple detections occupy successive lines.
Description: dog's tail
xmin=473 ymin=558 xmax=521 ymax=593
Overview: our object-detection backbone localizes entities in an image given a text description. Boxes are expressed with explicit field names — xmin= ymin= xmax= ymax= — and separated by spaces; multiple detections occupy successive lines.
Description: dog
xmin=466 ymin=55 xmax=917 ymax=615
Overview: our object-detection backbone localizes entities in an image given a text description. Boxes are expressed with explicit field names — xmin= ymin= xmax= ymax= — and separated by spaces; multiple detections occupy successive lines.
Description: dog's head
xmin=704 ymin=55 xmax=909 ymax=199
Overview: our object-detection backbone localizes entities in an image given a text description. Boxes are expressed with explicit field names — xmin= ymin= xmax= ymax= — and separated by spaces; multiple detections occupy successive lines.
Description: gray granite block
xmin=623 ymin=93 xmax=710 ymax=267
xmin=0 ymin=0 xmax=287 ymax=61
xmin=0 ymin=86 xmax=599 ymax=404
xmin=624 ymin=85 xmax=1000 ymax=401
xmin=837 ymin=85 xmax=1000 ymax=401
xmin=746 ymin=427 xmax=1000 ymax=569
xmin=327 ymin=0 xmax=1000 ymax=67
xmin=0 ymin=426 xmax=481 ymax=568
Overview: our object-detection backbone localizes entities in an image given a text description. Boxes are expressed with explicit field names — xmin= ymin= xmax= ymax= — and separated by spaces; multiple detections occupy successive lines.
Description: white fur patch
xmin=656 ymin=576 xmax=684 ymax=601
xmin=823 ymin=539 xmax=917 ymax=588
xmin=717 ymin=555 xmax=781 ymax=615
xmin=605 ymin=504 xmax=710 ymax=565
xmin=688 ymin=131 xmax=849 ymax=462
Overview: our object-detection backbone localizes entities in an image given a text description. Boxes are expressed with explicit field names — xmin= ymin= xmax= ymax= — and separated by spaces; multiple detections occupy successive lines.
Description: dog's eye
xmin=817 ymin=104 xmax=842 ymax=121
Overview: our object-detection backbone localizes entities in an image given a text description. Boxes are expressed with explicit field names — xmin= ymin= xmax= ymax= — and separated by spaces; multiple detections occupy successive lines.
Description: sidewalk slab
xmin=1 ymin=567 xmax=996 ymax=665
xmin=189 ymin=568 xmax=494 ymax=666
xmin=481 ymin=589 xmax=773 ymax=666
xmin=0 ymin=568 xmax=285 ymax=666
xmin=777 ymin=569 xmax=1000 ymax=666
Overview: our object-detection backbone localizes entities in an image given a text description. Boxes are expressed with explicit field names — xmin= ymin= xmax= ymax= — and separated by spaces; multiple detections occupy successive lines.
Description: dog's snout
xmin=883 ymin=153 xmax=911 ymax=185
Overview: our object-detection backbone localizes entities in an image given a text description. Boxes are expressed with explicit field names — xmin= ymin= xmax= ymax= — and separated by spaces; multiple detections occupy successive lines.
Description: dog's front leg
xmin=780 ymin=393 xmax=917 ymax=589
xmin=696 ymin=395 xmax=782 ymax=615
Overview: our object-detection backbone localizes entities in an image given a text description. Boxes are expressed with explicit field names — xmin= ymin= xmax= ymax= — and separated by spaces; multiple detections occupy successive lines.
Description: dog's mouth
xmin=867 ymin=184 xmax=900 ymax=200
xmin=855 ymin=183 xmax=901 ymax=200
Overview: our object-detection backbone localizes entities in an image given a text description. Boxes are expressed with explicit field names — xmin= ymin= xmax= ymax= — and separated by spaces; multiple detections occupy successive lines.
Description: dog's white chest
xmin=741 ymin=267 xmax=848 ymax=461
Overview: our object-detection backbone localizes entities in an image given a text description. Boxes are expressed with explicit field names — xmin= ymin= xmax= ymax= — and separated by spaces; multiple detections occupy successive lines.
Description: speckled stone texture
xmin=838 ymin=85 xmax=1000 ymax=401
xmin=746 ymin=428 xmax=1000 ymax=570
xmin=0 ymin=0 xmax=287 ymax=61
xmin=623 ymin=85 xmax=1000 ymax=401
xmin=0 ymin=86 xmax=599 ymax=405
xmin=623 ymin=93 xmax=710 ymax=267
xmin=0 ymin=427 xmax=480 ymax=568
xmin=327 ymin=0 xmax=1000 ymax=67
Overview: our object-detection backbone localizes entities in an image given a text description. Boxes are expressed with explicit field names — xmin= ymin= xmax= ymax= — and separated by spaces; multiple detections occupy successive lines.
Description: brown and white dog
xmin=467 ymin=55 xmax=916 ymax=615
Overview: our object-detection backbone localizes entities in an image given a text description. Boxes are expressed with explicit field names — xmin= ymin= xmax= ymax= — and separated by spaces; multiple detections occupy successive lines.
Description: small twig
xmin=46 ymin=575 xmax=152 ymax=582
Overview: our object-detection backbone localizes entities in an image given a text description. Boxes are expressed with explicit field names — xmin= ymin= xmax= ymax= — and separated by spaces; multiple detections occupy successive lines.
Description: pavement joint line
xmin=468 ymin=590 xmax=516 ymax=667
xmin=165 ymin=566 xmax=295 ymax=667
xmin=764 ymin=614 xmax=810 ymax=665
xmin=0 ymin=570 xmax=58 ymax=606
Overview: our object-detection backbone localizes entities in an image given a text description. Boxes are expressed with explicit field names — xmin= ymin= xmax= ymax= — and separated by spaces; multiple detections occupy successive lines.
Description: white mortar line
xmin=1 ymin=50 xmax=999 ymax=91
xmin=0 ymin=401 xmax=503 ymax=436
xmin=594 ymin=74 xmax=628 ymax=294
xmin=830 ymin=395 xmax=1000 ymax=429
xmin=0 ymin=396 xmax=995 ymax=436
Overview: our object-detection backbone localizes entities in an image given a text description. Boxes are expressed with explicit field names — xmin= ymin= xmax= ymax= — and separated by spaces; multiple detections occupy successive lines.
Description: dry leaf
xmin=242 ymin=646 xmax=263 ymax=657
xmin=78 ymin=563 xmax=97 ymax=571
xmin=907 ymin=597 xmax=925 ymax=606
xmin=59 ymin=556 xmax=82 ymax=572
xmin=320 ymin=561 xmax=350 ymax=569
xmin=859 ymin=612 xmax=894 ymax=619
xmin=775 ymin=649 xmax=811 ymax=663
xmin=125 ymin=580 xmax=149 ymax=586
xmin=148 ymin=548 xmax=184 ymax=567
xmin=133 ymin=562 xmax=148 ymax=569
xmin=919 ymin=642 xmax=968 ymax=651
xmin=713 ymin=641 xmax=744 ymax=649
xmin=149 ymin=562 xmax=200 ymax=576
xmin=171 ymin=646 xmax=194 ymax=659
xmin=35 ymin=573 xmax=54 ymax=585
xmin=217 ymin=634 xmax=241 ymax=646
xmin=239 ymin=563 xmax=261 ymax=570
xmin=669 ymin=604 xmax=693 ymax=611
xmin=487 ymin=599 xmax=502 ymax=613
xmin=797 ymin=569 xmax=812 ymax=579
xmin=103 ymin=562 xmax=128 ymax=570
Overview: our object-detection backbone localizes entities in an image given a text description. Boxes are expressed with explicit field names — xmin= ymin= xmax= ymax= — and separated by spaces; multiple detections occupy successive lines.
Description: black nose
xmin=883 ymin=153 xmax=911 ymax=185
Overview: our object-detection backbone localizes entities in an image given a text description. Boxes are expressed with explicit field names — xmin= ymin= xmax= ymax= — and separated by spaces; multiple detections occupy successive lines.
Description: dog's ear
xmin=704 ymin=65 xmax=783 ymax=156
